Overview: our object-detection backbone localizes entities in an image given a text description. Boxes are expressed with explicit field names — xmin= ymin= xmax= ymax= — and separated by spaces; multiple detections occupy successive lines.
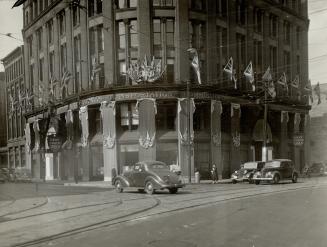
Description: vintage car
xmin=112 ymin=161 xmax=185 ymax=194
xmin=303 ymin=163 xmax=327 ymax=177
xmin=231 ymin=161 xmax=265 ymax=184
xmin=252 ymin=159 xmax=299 ymax=184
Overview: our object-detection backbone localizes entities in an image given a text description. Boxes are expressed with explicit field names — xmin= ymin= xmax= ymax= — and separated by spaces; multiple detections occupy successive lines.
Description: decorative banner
xmin=294 ymin=113 xmax=301 ymax=126
xmin=8 ymin=93 xmax=16 ymax=116
xmin=262 ymin=66 xmax=272 ymax=82
xmin=178 ymin=98 xmax=195 ymax=146
xmin=223 ymin=57 xmax=237 ymax=89
xmin=277 ymin=72 xmax=289 ymax=94
xmin=17 ymin=89 xmax=25 ymax=110
xmin=187 ymin=48 xmax=202 ymax=84
xmin=100 ymin=101 xmax=116 ymax=149
xmin=244 ymin=61 xmax=255 ymax=91
xmin=137 ymin=99 xmax=156 ymax=149
xmin=25 ymin=88 xmax=34 ymax=109
xmin=61 ymin=68 xmax=72 ymax=98
xmin=231 ymin=103 xmax=241 ymax=118
xmin=211 ymin=100 xmax=222 ymax=147
xmin=25 ymin=123 xmax=31 ymax=153
xmin=62 ymin=110 xmax=74 ymax=149
xmin=33 ymin=120 xmax=40 ymax=152
xmin=281 ymin=111 xmax=289 ymax=123
xmin=293 ymin=134 xmax=304 ymax=146
xmin=79 ymin=106 xmax=89 ymax=148
xmin=49 ymin=76 xmax=59 ymax=101
xmin=231 ymin=103 xmax=241 ymax=148
xmin=232 ymin=132 xmax=241 ymax=147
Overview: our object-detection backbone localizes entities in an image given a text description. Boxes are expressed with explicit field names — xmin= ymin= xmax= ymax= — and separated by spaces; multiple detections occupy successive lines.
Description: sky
xmin=0 ymin=1 xmax=326 ymax=85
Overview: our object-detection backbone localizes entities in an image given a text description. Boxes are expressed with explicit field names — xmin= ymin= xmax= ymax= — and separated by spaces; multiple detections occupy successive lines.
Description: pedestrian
xmin=210 ymin=164 xmax=218 ymax=184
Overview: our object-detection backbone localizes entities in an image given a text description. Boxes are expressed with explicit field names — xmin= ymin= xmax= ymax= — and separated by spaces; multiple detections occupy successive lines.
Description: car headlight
xmin=266 ymin=171 xmax=272 ymax=177
xmin=246 ymin=173 xmax=250 ymax=178
xmin=234 ymin=170 xmax=238 ymax=174
xmin=232 ymin=174 xmax=238 ymax=179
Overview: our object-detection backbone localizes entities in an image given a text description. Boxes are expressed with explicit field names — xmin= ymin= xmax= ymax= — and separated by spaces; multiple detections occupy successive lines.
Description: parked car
xmin=303 ymin=163 xmax=327 ymax=177
xmin=13 ymin=167 xmax=32 ymax=183
xmin=231 ymin=161 xmax=265 ymax=184
xmin=112 ymin=161 xmax=185 ymax=194
xmin=0 ymin=168 xmax=16 ymax=182
xmin=252 ymin=159 xmax=299 ymax=184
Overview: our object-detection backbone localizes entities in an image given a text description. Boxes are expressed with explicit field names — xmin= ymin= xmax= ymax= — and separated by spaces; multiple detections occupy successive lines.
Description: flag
xmin=277 ymin=73 xmax=288 ymax=93
xmin=268 ymin=81 xmax=276 ymax=98
xmin=12 ymin=0 xmax=27 ymax=8
xmin=91 ymin=57 xmax=102 ymax=83
xmin=291 ymin=75 xmax=299 ymax=89
xmin=244 ymin=61 xmax=255 ymax=91
xmin=223 ymin=57 xmax=237 ymax=88
xmin=262 ymin=66 xmax=272 ymax=82
xmin=187 ymin=48 xmax=202 ymax=84
xmin=304 ymin=81 xmax=313 ymax=103
xmin=314 ymin=82 xmax=321 ymax=104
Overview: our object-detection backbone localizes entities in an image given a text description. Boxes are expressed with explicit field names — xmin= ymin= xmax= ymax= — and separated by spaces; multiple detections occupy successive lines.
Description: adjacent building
xmin=0 ymin=72 xmax=8 ymax=168
xmin=1 ymin=46 xmax=26 ymax=169
xmin=21 ymin=0 xmax=310 ymax=181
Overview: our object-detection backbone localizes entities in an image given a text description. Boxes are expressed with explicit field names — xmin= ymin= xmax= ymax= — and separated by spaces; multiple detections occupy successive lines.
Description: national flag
xmin=303 ymin=81 xmax=313 ymax=103
xmin=291 ymin=75 xmax=299 ymax=89
xmin=12 ymin=0 xmax=27 ymax=8
xmin=244 ymin=61 xmax=255 ymax=91
xmin=61 ymin=69 xmax=72 ymax=91
xmin=223 ymin=57 xmax=237 ymax=88
xmin=91 ymin=57 xmax=102 ymax=83
xmin=314 ymin=82 xmax=321 ymax=105
xmin=262 ymin=66 xmax=272 ymax=82
xmin=277 ymin=73 xmax=288 ymax=93
xmin=267 ymin=81 xmax=276 ymax=98
xmin=187 ymin=48 xmax=202 ymax=84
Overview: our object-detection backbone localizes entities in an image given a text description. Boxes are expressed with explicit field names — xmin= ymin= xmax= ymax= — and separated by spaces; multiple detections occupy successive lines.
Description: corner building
xmin=22 ymin=0 xmax=310 ymax=181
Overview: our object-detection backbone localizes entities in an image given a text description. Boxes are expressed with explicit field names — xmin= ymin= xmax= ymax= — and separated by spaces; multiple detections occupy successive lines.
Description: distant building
xmin=1 ymin=46 xmax=26 ymax=169
xmin=310 ymin=84 xmax=327 ymax=165
xmin=0 ymin=72 xmax=8 ymax=168
xmin=21 ymin=0 xmax=310 ymax=181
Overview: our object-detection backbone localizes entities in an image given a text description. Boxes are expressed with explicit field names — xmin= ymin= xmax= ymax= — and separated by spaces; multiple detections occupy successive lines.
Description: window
xmin=216 ymin=0 xmax=227 ymax=18
xmin=39 ymin=58 xmax=44 ymax=82
xmin=74 ymin=35 xmax=81 ymax=92
xmin=130 ymin=20 xmax=138 ymax=48
xmin=29 ymin=64 xmax=34 ymax=94
xmin=89 ymin=27 xmax=96 ymax=57
xmin=193 ymin=104 xmax=210 ymax=131
xmin=153 ymin=0 xmax=175 ymax=6
xmin=120 ymin=103 xmax=139 ymax=130
xmin=60 ymin=43 xmax=67 ymax=75
xmin=284 ymin=21 xmax=291 ymax=45
xmin=117 ymin=0 xmax=137 ymax=8
xmin=49 ymin=51 xmax=54 ymax=77
xmin=254 ymin=8 xmax=263 ymax=33
xmin=58 ymin=11 xmax=66 ymax=36
xmin=236 ymin=33 xmax=246 ymax=73
xmin=270 ymin=46 xmax=277 ymax=76
xmin=72 ymin=4 xmax=80 ymax=26
xmin=296 ymin=27 xmax=301 ymax=49
xmin=236 ymin=0 xmax=246 ymax=25
xmin=156 ymin=104 xmax=176 ymax=130
xmin=27 ymin=37 xmax=33 ymax=60
xmin=270 ymin=14 xmax=278 ymax=38
xmin=284 ymin=51 xmax=291 ymax=78
xmin=88 ymin=0 xmax=95 ymax=17
xmin=37 ymin=28 xmax=43 ymax=51
xmin=97 ymin=25 xmax=104 ymax=53
xmin=190 ymin=0 xmax=205 ymax=11
xmin=33 ymin=0 xmax=38 ymax=19
xmin=47 ymin=20 xmax=54 ymax=44
xmin=39 ymin=0 xmax=43 ymax=13
xmin=118 ymin=21 xmax=126 ymax=49
xmin=296 ymin=55 xmax=300 ymax=75
xmin=96 ymin=0 xmax=103 ymax=14
xmin=253 ymin=40 xmax=263 ymax=74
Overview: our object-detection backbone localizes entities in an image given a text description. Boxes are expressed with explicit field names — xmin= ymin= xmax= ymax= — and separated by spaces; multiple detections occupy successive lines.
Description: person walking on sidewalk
xmin=211 ymin=164 xmax=218 ymax=184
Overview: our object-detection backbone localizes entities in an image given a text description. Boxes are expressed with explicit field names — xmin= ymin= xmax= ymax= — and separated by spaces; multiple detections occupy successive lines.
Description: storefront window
xmin=156 ymin=142 xmax=178 ymax=166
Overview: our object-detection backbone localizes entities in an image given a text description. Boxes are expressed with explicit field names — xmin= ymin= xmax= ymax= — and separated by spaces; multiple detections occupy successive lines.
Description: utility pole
xmin=186 ymin=80 xmax=192 ymax=183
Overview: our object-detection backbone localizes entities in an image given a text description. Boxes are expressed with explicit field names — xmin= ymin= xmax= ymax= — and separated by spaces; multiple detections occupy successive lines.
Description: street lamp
xmin=186 ymin=79 xmax=192 ymax=183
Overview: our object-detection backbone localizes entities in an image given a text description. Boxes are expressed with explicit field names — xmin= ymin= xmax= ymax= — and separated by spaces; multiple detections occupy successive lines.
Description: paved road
xmin=0 ymin=177 xmax=327 ymax=247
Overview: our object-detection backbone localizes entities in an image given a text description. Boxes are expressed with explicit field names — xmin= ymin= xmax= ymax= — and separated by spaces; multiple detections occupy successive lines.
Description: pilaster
xmin=280 ymin=111 xmax=289 ymax=158
xmin=211 ymin=100 xmax=222 ymax=178
xmin=230 ymin=103 xmax=241 ymax=174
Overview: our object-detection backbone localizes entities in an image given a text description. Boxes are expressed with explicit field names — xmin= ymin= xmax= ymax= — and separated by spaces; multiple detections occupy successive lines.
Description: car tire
xmin=232 ymin=180 xmax=237 ymax=184
xmin=292 ymin=173 xmax=298 ymax=183
xmin=169 ymin=188 xmax=178 ymax=194
xmin=273 ymin=174 xmax=280 ymax=184
xmin=137 ymin=189 xmax=145 ymax=193
xmin=255 ymin=180 xmax=260 ymax=185
xmin=114 ymin=180 xmax=123 ymax=193
xmin=145 ymin=181 xmax=155 ymax=195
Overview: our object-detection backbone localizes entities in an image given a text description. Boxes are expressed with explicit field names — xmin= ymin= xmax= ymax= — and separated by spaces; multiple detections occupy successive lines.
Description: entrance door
xmin=194 ymin=142 xmax=210 ymax=179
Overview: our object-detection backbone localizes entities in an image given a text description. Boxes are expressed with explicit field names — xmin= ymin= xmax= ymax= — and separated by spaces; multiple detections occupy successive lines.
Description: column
xmin=175 ymin=0 xmax=189 ymax=83
xmin=103 ymin=0 xmax=115 ymax=85
xmin=293 ymin=112 xmax=301 ymax=171
xmin=138 ymin=99 xmax=157 ymax=161
xmin=137 ymin=0 xmax=151 ymax=58
xmin=100 ymin=101 xmax=118 ymax=182
xmin=206 ymin=0 xmax=217 ymax=84
xmin=178 ymin=98 xmax=195 ymax=181
xmin=230 ymin=103 xmax=241 ymax=174
xmin=280 ymin=111 xmax=289 ymax=158
xmin=79 ymin=106 xmax=91 ymax=181
xmin=211 ymin=100 xmax=222 ymax=179
xmin=304 ymin=113 xmax=310 ymax=169
xmin=25 ymin=123 xmax=32 ymax=171
xmin=45 ymin=153 xmax=54 ymax=180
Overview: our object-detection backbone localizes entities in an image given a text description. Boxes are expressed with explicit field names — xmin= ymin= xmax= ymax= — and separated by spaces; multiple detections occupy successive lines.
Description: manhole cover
xmin=148 ymin=240 xmax=197 ymax=247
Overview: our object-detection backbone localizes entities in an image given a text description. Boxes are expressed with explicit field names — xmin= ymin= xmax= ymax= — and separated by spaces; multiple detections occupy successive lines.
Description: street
xmin=0 ymin=178 xmax=327 ymax=247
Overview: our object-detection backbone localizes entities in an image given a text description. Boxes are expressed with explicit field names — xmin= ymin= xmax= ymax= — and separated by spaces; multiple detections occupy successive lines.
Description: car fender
xmin=271 ymin=171 xmax=281 ymax=179
xmin=112 ymin=175 xmax=130 ymax=187
xmin=144 ymin=176 xmax=164 ymax=190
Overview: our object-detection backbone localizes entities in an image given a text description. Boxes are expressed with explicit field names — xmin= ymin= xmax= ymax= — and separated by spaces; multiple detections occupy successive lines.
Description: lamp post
xmin=186 ymin=80 xmax=192 ymax=183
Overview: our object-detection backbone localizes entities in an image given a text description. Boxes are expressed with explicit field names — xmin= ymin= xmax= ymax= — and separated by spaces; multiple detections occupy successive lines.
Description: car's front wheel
xmin=292 ymin=173 xmax=298 ymax=183
xmin=145 ymin=181 xmax=155 ymax=195
xmin=273 ymin=174 xmax=280 ymax=184
xmin=114 ymin=180 xmax=123 ymax=193
xmin=255 ymin=180 xmax=260 ymax=185
xmin=169 ymin=188 xmax=178 ymax=194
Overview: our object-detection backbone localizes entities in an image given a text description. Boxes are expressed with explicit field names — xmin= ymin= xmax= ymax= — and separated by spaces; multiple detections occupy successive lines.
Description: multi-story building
xmin=0 ymin=72 xmax=8 ymax=168
xmin=1 ymin=46 xmax=26 ymax=169
xmin=21 ymin=0 xmax=310 ymax=181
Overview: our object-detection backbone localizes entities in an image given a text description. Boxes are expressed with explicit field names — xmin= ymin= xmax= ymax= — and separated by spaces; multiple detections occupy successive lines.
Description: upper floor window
xmin=73 ymin=4 xmax=80 ymax=26
xmin=189 ymin=0 xmax=205 ymax=11
xmin=33 ymin=0 xmax=38 ymax=19
xmin=269 ymin=14 xmax=278 ymax=38
xmin=58 ymin=11 xmax=66 ymax=36
xmin=119 ymin=103 xmax=139 ymax=131
xmin=296 ymin=27 xmax=301 ymax=49
xmin=284 ymin=21 xmax=291 ymax=45
xmin=153 ymin=0 xmax=175 ymax=6
xmin=37 ymin=28 xmax=43 ymax=51
xmin=117 ymin=0 xmax=137 ymax=9
xmin=27 ymin=36 xmax=33 ymax=60
xmin=236 ymin=0 xmax=246 ymax=25
xmin=216 ymin=0 xmax=227 ymax=18
xmin=253 ymin=8 xmax=263 ymax=33
xmin=39 ymin=0 xmax=44 ymax=13
xmin=47 ymin=20 xmax=54 ymax=44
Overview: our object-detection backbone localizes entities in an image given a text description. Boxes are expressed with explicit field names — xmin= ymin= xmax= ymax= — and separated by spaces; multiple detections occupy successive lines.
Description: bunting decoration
xmin=277 ymin=73 xmax=288 ymax=93
xmin=281 ymin=111 xmax=289 ymax=123
xmin=268 ymin=81 xmax=276 ymax=98
xmin=8 ymin=93 xmax=16 ymax=116
xmin=291 ymin=75 xmax=300 ymax=89
xmin=178 ymin=98 xmax=195 ymax=146
xmin=25 ymin=89 xmax=34 ymax=109
xmin=232 ymin=132 xmax=241 ymax=148
xmin=49 ymin=76 xmax=59 ymax=101
xmin=244 ymin=61 xmax=255 ymax=91
xmin=62 ymin=110 xmax=74 ymax=150
xmin=231 ymin=103 xmax=241 ymax=118
xmin=223 ymin=57 xmax=237 ymax=89
xmin=38 ymin=84 xmax=45 ymax=106
xmin=211 ymin=100 xmax=222 ymax=147
xmin=187 ymin=48 xmax=202 ymax=84
xmin=262 ymin=66 xmax=272 ymax=82
xmin=33 ymin=120 xmax=40 ymax=152
xmin=304 ymin=80 xmax=313 ymax=103
xmin=79 ymin=106 xmax=89 ymax=147
xmin=294 ymin=112 xmax=301 ymax=127
xmin=61 ymin=68 xmax=72 ymax=97
xmin=100 ymin=101 xmax=116 ymax=149
xmin=17 ymin=89 xmax=25 ymax=110
xmin=25 ymin=123 xmax=31 ymax=153
xmin=91 ymin=57 xmax=102 ymax=83
xmin=313 ymin=82 xmax=321 ymax=105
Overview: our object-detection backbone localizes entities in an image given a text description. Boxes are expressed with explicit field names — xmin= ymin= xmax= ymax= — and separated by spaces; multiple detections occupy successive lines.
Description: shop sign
xmin=293 ymin=134 xmax=304 ymax=146
xmin=48 ymin=135 xmax=62 ymax=152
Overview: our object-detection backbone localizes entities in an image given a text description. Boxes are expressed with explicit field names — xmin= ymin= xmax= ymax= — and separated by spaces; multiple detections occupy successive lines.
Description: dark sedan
xmin=231 ymin=161 xmax=265 ymax=184
xmin=252 ymin=159 xmax=299 ymax=184
xmin=112 ymin=161 xmax=185 ymax=194
xmin=304 ymin=163 xmax=327 ymax=177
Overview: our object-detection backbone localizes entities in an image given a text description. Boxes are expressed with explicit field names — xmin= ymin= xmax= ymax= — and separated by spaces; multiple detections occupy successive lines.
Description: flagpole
xmin=187 ymin=79 xmax=192 ymax=183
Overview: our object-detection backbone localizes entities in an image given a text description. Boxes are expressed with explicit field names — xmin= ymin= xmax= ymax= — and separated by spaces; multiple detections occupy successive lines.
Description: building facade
xmin=21 ymin=0 xmax=310 ymax=181
xmin=1 ymin=46 xmax=26 ymax=169
xmin=0 ymin=72 xmax=8 ymax=168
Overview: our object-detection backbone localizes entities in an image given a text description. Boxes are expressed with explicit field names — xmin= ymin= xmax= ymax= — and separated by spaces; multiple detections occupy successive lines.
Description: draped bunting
xmin=211 ymin=100 xmax=222 ymax=147
xmin=33 ymin=120 xmax=40 ymax=152
xmin=294 ymin=113 xmax=301 ymax=132
xmin=178 ymin=98 xmax=195 ymax=145
xmin=231 ymin=103 xmax=241 ymax=118
xmin=62 ymin=110 xmax=74 ymax=149
xmin=25 ymin=123 xmax=31 ymax=153
xmin=100 ymin=101 xmax=116 ymax=149
xmin=79 ymin=106 xmax=89 ymax=148
xmin=137 ymin=99 xmax=156 ymax=149
xmin=231 ymin=104 xmax=241 ymax=148
xmin=281 ymin=111 xmax=289 ymax=123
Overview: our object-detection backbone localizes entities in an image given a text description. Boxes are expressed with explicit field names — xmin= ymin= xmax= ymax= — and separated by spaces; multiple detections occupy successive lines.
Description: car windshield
xmin=264 ymin=161 xmax=281 ymax=168
xmin=147 ymin=162 xmax=169 ymax=171
xmin=243 ymin=162 xmax=258 ymax=169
